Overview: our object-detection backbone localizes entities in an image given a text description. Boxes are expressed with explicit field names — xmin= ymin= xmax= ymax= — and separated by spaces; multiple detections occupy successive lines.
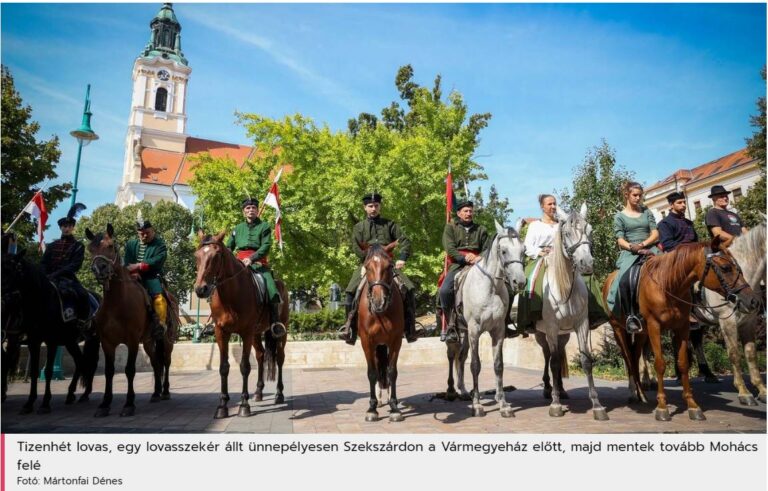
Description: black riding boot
xmin=620 ymin=265 xmax=643 ymax=334
xmin=504 ymin=291 xmax=521 ymax=338
xmin=441 ymin=306 xmax=459 ymax=343
xmin=338 ymin=293 xmax=358 ymax=346
xmin=403 ymin=290 xmax=418 ymax=343
xmin=269 ymin=301 xmax=286 ymax=338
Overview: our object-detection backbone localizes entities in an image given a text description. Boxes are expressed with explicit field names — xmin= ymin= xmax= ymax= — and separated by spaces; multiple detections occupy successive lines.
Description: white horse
xmin=460 ymin=220 xmax=527 ymax=417
xmin=534 ymin=204 xmax=608 ymax=420
xmin=694 ymin=222 xmax=766 ymax=405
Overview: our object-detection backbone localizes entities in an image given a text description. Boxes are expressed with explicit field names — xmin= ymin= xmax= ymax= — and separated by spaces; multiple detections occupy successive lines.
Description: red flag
xmin=263 ymin=181 xmax=283 ymax=250
xmin=23 ymin=191 xmax=48 ymax=250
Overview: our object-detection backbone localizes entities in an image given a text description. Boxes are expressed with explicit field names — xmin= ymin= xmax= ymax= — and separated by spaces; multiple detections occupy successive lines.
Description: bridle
xmin=701 ymin=247 xmax=749 ymax=307
xmin=563 ymin=220 xmax=592 ymax=262
xmin=365 ymin=256 xmax=394 ymax=314
xmin=90 ymin=242 xmax=121 ymax=291
xmin=197 ymin=241 xmax=250 ymax=297
xmin=476 ymin=234 xmax=525 ymax=282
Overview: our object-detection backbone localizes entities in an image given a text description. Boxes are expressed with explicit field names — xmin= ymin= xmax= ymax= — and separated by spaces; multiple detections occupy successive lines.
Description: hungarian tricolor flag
xmin=23 ymin=191 xmax=48 ymax=250
xmin=263 ymin=180 xmax=283 ymax=251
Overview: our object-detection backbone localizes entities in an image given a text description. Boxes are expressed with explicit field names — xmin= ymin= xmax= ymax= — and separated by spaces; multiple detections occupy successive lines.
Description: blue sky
xmin=1 ymin=2 xmax=765 ymax=225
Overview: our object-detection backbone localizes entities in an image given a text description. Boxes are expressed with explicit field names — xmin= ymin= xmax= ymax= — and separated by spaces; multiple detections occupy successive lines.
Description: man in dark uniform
xmin=41 ymin=203 xmax=89 ymax=322
xmin=124 ymin=220 xmax=167 ymax=340
xmin=704 ymin=185 xmax=747 ymax=247
xmin=658 ymin=191 xmax=698 ymax=251
xmin=227 ymin=198 xmax=285 ymax=336
xmin=338 ymin=193 xmax=418 ymax=345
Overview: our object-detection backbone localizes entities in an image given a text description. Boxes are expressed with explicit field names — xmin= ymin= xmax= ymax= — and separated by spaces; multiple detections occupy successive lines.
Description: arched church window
xmin=155 ymin=87 xmax=168 ymax=112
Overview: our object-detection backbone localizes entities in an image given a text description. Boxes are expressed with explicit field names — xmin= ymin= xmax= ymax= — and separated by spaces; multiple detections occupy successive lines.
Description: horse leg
xmin=64 ymin=340 xmax=83 ymax=405
xmin=95 ymin=345 xmax=115 ymax=417
xmin=237 ymin=335 xmax=252 ymax=417
xmin=647 ymin=323 xmax=671 ymax=421
xmin=146 ymin=340 xmax=163 ymax=403
xmin=21 ymin=341 xmax=41 ymax=414
xmin=120 ymin=346 xmax=138 ymax=417
xmin=445 ymin=343 xmax=457 ymax=401
xmin=364 ymin=345 xmax=379 ymax=422
xmin=492 ymin=331 xmax=514 ymax=418
xmin=556 ymin=334 xmax=570 ymax=400
xmin=469 ymin=331 xmax=484 ymax=417
xmin=576 ymin=322 xmax=608 ymax=421
xmin=535 ymin=330 xmax=553 ymax=399
xmin=744 ymin=339 xmax=767 ymax=404
xmin=275 ymin=338 xmax=286 ymax=404
xmin=691 ymin=327 xmax=718 ymax=383
xmin=161 ymin=341 xmax=172 ymax=400
xmin=720 ymin=319 xmax=755 ymax=405
xmin=37 ymin=344 xmax=57 ymax=414
xmin=79 ymin=335 xmax=100 ymax=403
xmin=456 ymin=333 xmax=471 ymax=400
xmin=215 ymin=332 xmax=231 ymax=419
xmin=253 ymin=338 xmax=265 ymax=402
xmin=546 ymin=331 xmax=565 ymax=417
xmin=673 ymin=331 xmax=704 ymax=420
xmin=388 ymin=348 xmax=403 ymax=422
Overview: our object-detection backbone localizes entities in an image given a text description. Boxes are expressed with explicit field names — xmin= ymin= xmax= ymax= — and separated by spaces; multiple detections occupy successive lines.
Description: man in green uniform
xmin=124 ymin=220 xmax=167 ymax=340
xmin=227 ymin=198 xmax=285 ymax=336
xmin=338 ymin=193 xmax=418 ymax=345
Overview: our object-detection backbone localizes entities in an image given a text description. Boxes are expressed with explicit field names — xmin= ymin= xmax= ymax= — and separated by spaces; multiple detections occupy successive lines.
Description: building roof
xmin=648 ymin=148 xmax=756 ymax=190
xmin=140 ymin=136 xmax=256 ymax=186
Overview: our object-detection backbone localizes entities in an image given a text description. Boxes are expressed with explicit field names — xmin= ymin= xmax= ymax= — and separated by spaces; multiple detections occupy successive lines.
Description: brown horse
xmin=85 ymin=224 xmax=175 ymax=417
xmin=602 ymin=238 xmax=760 ymax=421
xmin=357 ymin=242 xmax=406 ymax=422
xmin=194 ymin=231 xmax=289 ymax=419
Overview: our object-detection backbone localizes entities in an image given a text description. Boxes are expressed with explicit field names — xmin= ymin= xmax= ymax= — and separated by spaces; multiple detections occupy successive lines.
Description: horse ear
xmin=106 ymin=223 xmax=114 ymax=238
xmin=494 ymin=220 xmax=505 ymax=236
xmin=358 ymin=241 xmax=369 ymax=252
xmin=85 ymin=228 xmax=95 ymax=241
xmin=711 ymin=235 xmax=724 ymax=252
xmin=513 ymin=218 xmax=524 ymax=237
xmin=556 ymin=206 xmax=569 ymax=222
xmin=580 ymin=202 xmax=588 ymax=219
xmin=384 ymin=240 xmax=398 ymax=252
xmin=214 ymin=230 xmax=227 ymax=243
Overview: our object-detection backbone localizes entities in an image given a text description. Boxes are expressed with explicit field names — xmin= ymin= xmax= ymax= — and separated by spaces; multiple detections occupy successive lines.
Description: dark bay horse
xmin=357 ymin=242 xmax=407 ymax=422
xmin=194 ymin=231 xmax=289 ymax=419
xmin=85 ymin=225 xmax=173 ymax=417
xmin=602 ymin=238 xmax=760 ymax=421
xmin=1 ymin=249 xmax=98 ymax=413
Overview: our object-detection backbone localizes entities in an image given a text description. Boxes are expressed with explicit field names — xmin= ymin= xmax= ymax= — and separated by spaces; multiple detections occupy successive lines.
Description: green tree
xmin=191 ymin=65 xmax=495 ymax=301
xmin=693 ymin=204 xmax=713 ymax=242
xmin=76 ymin=201 xmax=196 ymax=304
xmin=472 ymin=184 xmax=514 ymax=230
xmin=736 ymin=65 xmax=766 ymax=227
xmin=559 ymin=140 xmax=635 ymax=280
xmin=1 ymin=65 xmax=70 ymax=245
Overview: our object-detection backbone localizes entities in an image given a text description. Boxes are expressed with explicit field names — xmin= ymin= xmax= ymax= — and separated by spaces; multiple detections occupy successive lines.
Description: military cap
xmin=242 ymin=198 xmax=259 ymax=208
xmin=136 ymin=220 xmax=153 ymax=230
xmin=455 ymin=200 xmax=474 ymax=211
xmin=362 ymin=193 xmax=382 ymax=204
xmin=666 ymin=191 xmax=686 ymax=204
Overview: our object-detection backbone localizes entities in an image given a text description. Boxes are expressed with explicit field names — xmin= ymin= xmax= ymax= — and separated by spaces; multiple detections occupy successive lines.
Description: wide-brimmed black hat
xmin=455 ymin=200 xmax=474 ymax=211
xmin=666 ymin=191 xmax=686 ymax=204
xmin=362 ymin=193 xmax=382 ymax=204
xmin=136 ymin=220 xmax=153 ymax=230
xmin=57 ymin=203 xmax=86 ymax=227
xmin=242 ymin=198 xmax=259 ymax=208
xmin=708 ymin=185 xmax=732 ymax=198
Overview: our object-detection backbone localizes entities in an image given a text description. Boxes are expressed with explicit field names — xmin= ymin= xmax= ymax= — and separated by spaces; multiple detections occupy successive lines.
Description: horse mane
xmin=643 ymin=242 xmax=706 ymax=291
xmin=479 ymin=234 xmax=498 ymax=264
xmin=548 ymin=218 xmax=572 ymax=299
xmin=729 ymin=222 xmax=766 ymax=264
xmin=365 ymin=243 xmax=391 ymax=263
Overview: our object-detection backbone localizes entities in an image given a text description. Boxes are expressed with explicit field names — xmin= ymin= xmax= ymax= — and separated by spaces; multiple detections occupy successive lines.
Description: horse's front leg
xmin=253 ymin=338 xmax=265 ymax=402
xmin=215 ymin=330 xmax=231 ymax=419
xmin=161 ymin=341 xmax=172 ymax=400
xmin=744 ymin=339 xmax=767 ymax=404
xmin=456 ymin=333 xmax=471 ymax=400
xmin=546 ymin=331 xmax=565 ymax=418
xmin=237 ymin=334 xmax=252 ymax=417
xmin=21 ymin=341 xmax=41 ymax=414
xmin=445 ymin=343 xmax=457 ymax=401
xmin=275 ymin=338 xmax=286 ymax=404
xmin=387 ymin=347 xmax=403 ymax=422
xmin=492 ymin=330 xmax=513 ymax=418
xmin=37 ymin=343 xmax=57 ymax=414
xmin=647 ymin=322 xmax=671 ymax=421
xmin=95 ymin=344 xmax=115 ymax=417
xmin=363 ymin=344 xmax=379 ymax=422
xmin=469 ymin=330 xmax=484 ymax=417
xmin=674 ymin=331 xmax=704 ymax=421
xmin=691 ymin=327 xmax=718 ymax=383
xmin=535 ymin=330 xmax=553 ymax=399
xmin=719 ymin=318 xmax=753 ymax=405
xmin=576 ymin=321 xmax=608 ymax=421
xmin=64 ymin=340 xmax=83 ymax=405
xmin=120 ymin=345 xmax=139 ymax=417
xmin=145 ymin=340 xmax=163 ymax=403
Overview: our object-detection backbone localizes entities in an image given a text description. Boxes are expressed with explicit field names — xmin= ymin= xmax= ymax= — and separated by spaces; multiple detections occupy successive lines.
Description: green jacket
xmin=351 ymin=216 xmax=410 ymax=262
xmin=124 ymin=235 xmax=167 ymax=295
xmin=442 ymin=220 xmax=490 ymax=272
xmin=227 ymin=219 xmax=272 ymax=262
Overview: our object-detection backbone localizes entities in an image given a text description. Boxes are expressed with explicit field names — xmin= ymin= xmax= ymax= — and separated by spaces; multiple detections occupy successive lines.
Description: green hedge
xmin=289 ymin=309 xmax=347 ymax=340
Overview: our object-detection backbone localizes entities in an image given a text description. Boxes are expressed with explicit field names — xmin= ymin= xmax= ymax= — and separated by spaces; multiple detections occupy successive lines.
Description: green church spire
xmin=140 ymin=3 xmax=188 ymax=66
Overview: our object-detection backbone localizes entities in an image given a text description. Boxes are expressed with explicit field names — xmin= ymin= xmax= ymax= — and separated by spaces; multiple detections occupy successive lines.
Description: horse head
xmin=86 ymin=224 xmax=120 ymax=286
xmin=194 ymin=230 xmax=228 ymax=299
xmin=702 ymin=236 xmax=761 ymax=314
xmin=494 ymin=220 xmax=526 ymax=292
xmin=555 ymin=204 xmax=594 ymax=275
xmin=362 ymin=241 xmax=397 ymax=314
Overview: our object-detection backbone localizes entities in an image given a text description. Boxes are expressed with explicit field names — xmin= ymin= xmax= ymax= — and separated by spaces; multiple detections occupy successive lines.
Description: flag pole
xmin=258 ymin=166 xmax=284 ymax=217
xmin=4 ymin=190 xmax=42 ymax=233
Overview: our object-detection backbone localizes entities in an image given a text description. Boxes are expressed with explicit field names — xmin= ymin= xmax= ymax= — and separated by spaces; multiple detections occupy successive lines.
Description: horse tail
xmin=376 ymin=345 xmax=389 ymax=389
xmin=264 ymin=330 xmax=277 ymax=382
xmin=81 ymin=334 xmax=100 ymax=389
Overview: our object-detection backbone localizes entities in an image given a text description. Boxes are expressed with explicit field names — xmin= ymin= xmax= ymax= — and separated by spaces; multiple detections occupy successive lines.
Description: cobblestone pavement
xmin=2 ymin=364 xmax=765 ymax=433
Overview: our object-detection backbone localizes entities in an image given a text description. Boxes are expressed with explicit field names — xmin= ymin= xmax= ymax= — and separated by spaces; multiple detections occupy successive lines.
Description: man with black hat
xmin=125 ymin=219 xmax=168 ymax=340
xmin=338 ymin=192 xmax=418 ymax=345
xmin=658 ymin=191 xmax=698 ymax=251
xmin=704 ymin=185 xmax=747 ymax=247
xmin=227 ymin=198 xmax=285 ymax=336
xmin=41 ymin=203 xmax=89 ymax=322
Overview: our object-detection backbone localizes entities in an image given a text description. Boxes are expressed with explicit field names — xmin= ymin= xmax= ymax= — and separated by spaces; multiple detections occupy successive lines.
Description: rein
xmin=364 ymin=255 xmax=395 ymax=314
xmin=476 ymin=235 xmax=524 ymax=282
xmin=199 ymin=245 xmax=251 ymax=296
xmin=90 ymin=244 xmax=122 ymax=291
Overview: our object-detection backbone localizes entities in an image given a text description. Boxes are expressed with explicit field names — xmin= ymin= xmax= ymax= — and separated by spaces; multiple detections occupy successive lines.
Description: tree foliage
xmin=559 ymin=140 xmax=635 ymax=280
xmin=75 ymin=201 xmax=196 ymax=304
xmin=1 ymin=65 xmax=69 ymax=245
xmin=737 ymin=65 xmax=766 ymax=227
xmin=191 ymin=65 xmax=496 ymax=298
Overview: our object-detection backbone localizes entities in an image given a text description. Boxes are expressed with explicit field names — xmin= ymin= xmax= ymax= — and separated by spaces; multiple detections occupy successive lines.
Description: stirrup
xmin=442 ymin=327 xmax=459 ymax=343
xmin=625 ymin=315 xmax=643 ymax=334
xmin=505 ymin=326 xmax=521 ymax=339
xmin=270 ymin=322 xmax=287 ymax=338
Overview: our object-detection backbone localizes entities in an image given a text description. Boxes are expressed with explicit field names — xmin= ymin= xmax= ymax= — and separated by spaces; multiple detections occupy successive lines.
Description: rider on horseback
xmin=227 ymin=198 xmax=286 ymax=337
xmin=40 ymin=203 xmax=90 ymax=324
xmin=338 ymin=192 xmax=419 ymax=346
xmin=125 ymin=219 xmax=168 ymax=341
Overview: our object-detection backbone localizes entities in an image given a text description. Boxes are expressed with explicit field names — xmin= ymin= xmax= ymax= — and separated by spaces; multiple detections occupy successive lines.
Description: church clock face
xmin=157 ymin=69 xmax=170 ymax=81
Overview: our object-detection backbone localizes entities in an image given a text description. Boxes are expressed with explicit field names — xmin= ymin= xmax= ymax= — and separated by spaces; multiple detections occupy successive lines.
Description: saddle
xmin=248 ymin=269 xmax=284 ymax=305
xmin=51 ymin=278 xmax=100 ymax=323
xmin=451 ymin=268 xmax=472 ymax=327
xmin=618 ymin=256 xmax=649 ymax=322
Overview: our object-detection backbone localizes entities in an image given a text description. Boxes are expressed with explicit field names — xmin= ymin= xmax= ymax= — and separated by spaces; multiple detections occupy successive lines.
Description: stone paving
xmin=2 ymin=364 xmax=765 ymax=434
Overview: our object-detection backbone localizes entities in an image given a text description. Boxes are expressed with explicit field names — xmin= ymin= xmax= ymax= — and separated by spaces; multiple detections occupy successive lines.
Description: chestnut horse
xmin=194 ymin=231 xmax=289 ymax=419
xmin=85 ymin=224 xmax=175 ymax=417
xmin=356 ymin=242 xmax=408 ymax=422
xmin=602 ymin=238 xmax=760 ymax=421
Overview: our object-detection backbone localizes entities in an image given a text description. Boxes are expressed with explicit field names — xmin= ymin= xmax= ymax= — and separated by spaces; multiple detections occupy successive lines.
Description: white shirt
xmin=524 ymin=220 xmax=558 ymax=259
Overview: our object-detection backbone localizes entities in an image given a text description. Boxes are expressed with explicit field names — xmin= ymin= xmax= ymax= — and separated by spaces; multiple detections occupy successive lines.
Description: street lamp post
xmin=42 ymin=84 xmax=99 ymax=381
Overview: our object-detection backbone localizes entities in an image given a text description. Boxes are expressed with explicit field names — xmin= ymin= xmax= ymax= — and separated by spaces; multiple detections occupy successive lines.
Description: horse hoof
xmin=549 ymin=405 xmax=565 ymax=418
xmin=446 ymin=389 xmax=457 ymax=402
xmin=389 ymin=412 xmax=404 ymax=423
xmin=500 ymin=407 xmax=515 ymax=418
xmin=253 ymin=393 xmax=263 ymax=402
xmin=365 ymin=411 xmax=379 ymax=422
xmin=688 ymin=408 xmax=706 ymax=421
xmin=36 ymin=406 xmax=51 ymax=415
xmin=20 ymin=405 xmax=33 ymax=415
xmin=472 ymin=406 xmax=485 ymax=417
xmin=275 ymin=394 xmax=285 ymax=404
xmin=78 ymin=394 xmax=90 ymax=403
xmin=238 ymin=405 xmax=251 ymax=418
xmin=738 ymin=395 xmax=758 ymax=406
xmin=161 ymin=393 xmax=171 ymax=401
xmin=150 ymin=394 xmax=161 ymax=403
xmin=214 ymin=408 xmax=228 ymax=419
xmin=654 ymin=408 xmax=671 ymax=422
xmin=94 ymin=407 xmax=110 ymax=418
xmin=704 ymin=375 xmax=720 ymax=384
xmin=560 ymin=391 xmax=570 ymax=400
xmin=65 ymin=394 xmax=76 ymax=405
xmin=120 ymin=406 xmax=135 ymax=417
xmin=593 ymin=408 xmax=609 ymax=421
